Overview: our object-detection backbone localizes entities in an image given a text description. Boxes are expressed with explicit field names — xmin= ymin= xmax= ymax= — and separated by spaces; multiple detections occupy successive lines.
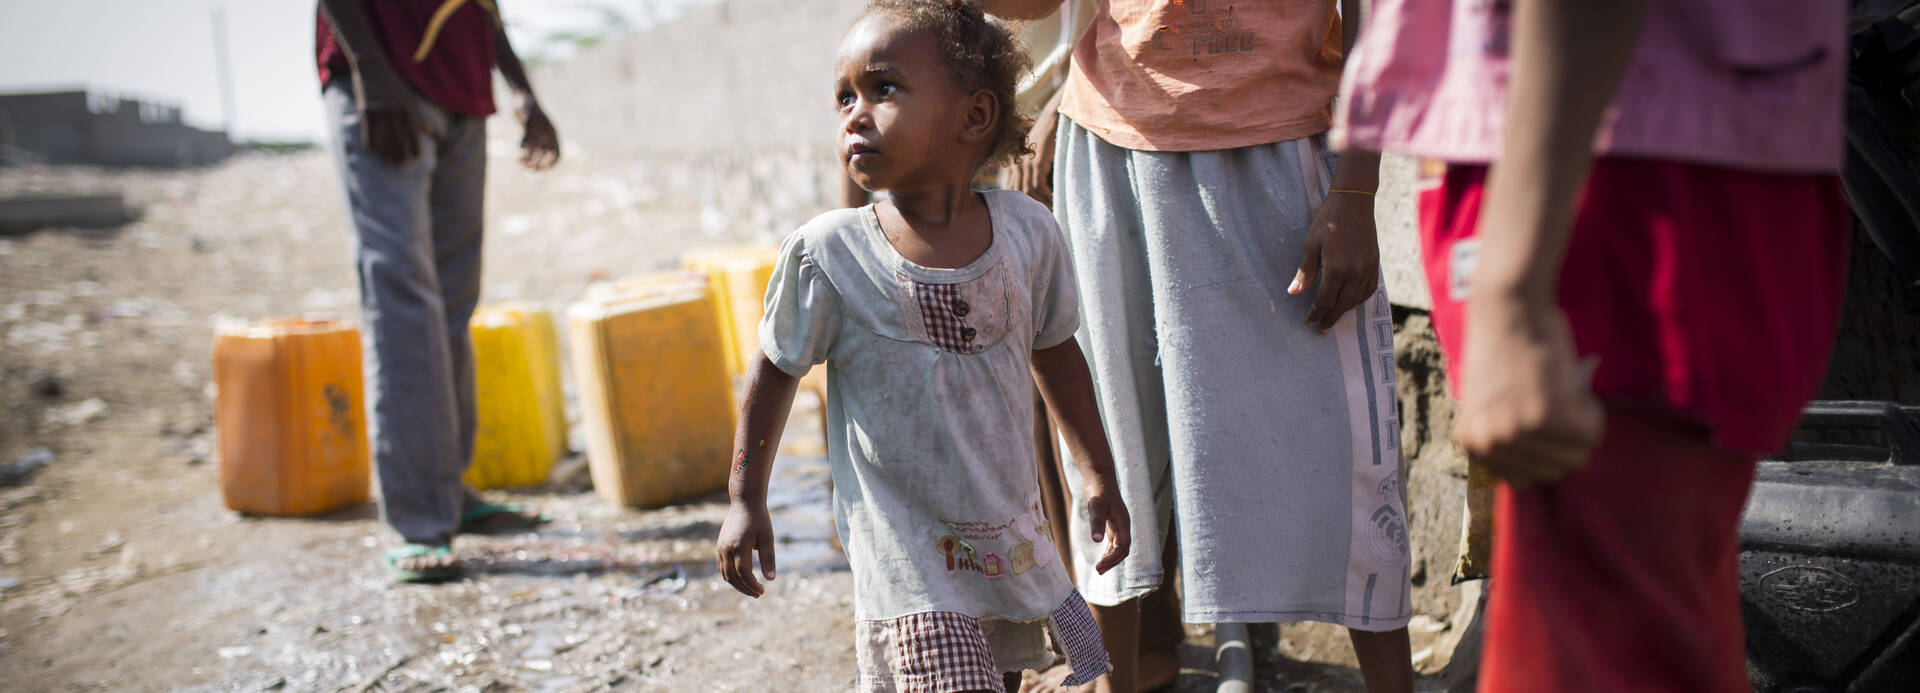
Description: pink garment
xmin=1333 ymin=0 xmax=1846 ymax=174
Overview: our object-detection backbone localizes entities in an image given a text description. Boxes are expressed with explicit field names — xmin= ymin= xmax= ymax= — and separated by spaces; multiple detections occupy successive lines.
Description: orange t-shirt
xmin=1059 ymin=0 xmax=1344 ymax=152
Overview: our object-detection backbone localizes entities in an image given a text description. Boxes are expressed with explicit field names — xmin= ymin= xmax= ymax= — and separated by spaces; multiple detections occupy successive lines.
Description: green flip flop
xmin=457 ymin=502 xmax=550 ymax=535
xmin=384 ymin=544 xmax=461 ymax=583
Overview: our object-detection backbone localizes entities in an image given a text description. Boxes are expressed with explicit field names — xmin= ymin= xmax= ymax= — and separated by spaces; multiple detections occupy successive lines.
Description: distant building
xmin=0 ymin=89 xmax=232 ymax=168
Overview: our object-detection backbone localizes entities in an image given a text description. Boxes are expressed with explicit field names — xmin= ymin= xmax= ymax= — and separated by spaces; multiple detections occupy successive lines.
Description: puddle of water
xmin=765 ymin=454 xmax=847 ymax=574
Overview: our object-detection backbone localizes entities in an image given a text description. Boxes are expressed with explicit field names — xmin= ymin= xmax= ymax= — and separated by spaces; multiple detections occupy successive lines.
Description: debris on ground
xmin=42 ymin=398 xmax=107 ymax=427
xmin=1 ymin=449 xmax=54 ymax=487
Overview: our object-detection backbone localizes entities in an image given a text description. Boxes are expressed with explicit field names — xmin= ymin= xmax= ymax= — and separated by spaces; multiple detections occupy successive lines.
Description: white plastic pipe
xmin=1214 ymin=622 xmax=1254 ymax=693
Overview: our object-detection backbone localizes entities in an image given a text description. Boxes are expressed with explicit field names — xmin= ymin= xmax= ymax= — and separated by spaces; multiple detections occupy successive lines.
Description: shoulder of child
xmin=987 ymin=188 xmax=1049 ymax=221
xmin=985 ymin=189 xmax=1064 ymax=255
xmin=787 ymin=205 xmax=872 ymax=249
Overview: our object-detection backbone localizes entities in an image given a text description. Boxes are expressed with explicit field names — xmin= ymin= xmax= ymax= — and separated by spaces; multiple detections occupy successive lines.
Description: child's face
xmin=833 ymin=14 xmax=979 ymax=192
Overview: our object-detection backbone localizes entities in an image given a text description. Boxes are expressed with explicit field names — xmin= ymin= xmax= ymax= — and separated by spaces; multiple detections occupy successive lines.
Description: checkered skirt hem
xmin=1046 ymin=591 xmax=1111 ymax=686
xmin=855 ymin=592 xmax=1110 ymax=692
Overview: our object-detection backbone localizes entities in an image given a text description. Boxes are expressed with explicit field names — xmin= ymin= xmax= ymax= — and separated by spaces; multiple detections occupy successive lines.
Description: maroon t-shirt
xmin=316 ymin=0 xmax=497 ymax=117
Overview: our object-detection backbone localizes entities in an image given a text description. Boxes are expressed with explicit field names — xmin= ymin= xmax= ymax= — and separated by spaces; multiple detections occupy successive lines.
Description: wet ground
xmin=0 ymin=147 xmax=1442 ymax=691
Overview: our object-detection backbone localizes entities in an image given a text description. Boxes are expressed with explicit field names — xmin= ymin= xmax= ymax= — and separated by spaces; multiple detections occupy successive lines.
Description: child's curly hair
xmin=863 ymin=0 xmax=1034 ymax=166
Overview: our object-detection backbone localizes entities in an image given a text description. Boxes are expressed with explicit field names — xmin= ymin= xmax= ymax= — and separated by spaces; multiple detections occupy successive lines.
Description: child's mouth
xmin=846 ymin=143 xmax=878 ymax=163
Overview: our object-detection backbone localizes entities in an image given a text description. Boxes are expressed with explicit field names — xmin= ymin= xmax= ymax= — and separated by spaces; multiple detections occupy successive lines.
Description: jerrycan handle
xmin=1795 ymin=400 xmax=1920 ymax=465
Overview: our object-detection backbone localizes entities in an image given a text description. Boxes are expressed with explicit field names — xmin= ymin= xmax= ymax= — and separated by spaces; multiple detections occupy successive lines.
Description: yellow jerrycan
xmin=569 ymin=274 xmax=737 ymax=508
xmin=682 ymin=245 xmax=779 ymax=376
xmin=212 ymin=318 xmax=370 ymax=516
xmin=464 ymin=304 xmax=566 ymax=489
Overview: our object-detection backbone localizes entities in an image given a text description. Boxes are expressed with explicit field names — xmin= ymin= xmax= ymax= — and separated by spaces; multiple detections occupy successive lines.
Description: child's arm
xmin=1031 ymin=337 xmax=1131 ymax=574
xmin=715 ymin=354 xmax=801 ymax=598
xmin=1456 ymin=0 xmax=1645 ymax=487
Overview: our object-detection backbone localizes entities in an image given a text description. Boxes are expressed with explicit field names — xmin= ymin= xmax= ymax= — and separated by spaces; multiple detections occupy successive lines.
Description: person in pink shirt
xmin=983 ymin=1 xmax=1416 ymax=692
xmin=1336 ymin=1 xmax=1849 ymax=690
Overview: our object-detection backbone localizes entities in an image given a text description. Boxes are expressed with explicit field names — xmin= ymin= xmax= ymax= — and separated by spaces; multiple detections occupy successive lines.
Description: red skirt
xmin=1417 ymin=159 xmax=1849 ymax=692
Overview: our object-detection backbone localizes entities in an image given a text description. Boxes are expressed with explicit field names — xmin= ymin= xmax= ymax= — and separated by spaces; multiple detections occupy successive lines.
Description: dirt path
xmin=0 ymin=149 xmax=1390 ymax=691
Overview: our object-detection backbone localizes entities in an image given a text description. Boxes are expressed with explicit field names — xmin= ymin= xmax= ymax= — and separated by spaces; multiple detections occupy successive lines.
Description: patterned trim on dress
xmin=893 ymin=611 xmax=1002 ymax=693
xmin=912 ymin=281 xmax=980 ymax=353
xmin=1047 ymin=592 xmax=1111 ymax=686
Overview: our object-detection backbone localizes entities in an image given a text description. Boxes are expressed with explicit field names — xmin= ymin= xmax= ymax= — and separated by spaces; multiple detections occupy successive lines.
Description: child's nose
xmin=843 ymin=99 xmax=874 ymax=129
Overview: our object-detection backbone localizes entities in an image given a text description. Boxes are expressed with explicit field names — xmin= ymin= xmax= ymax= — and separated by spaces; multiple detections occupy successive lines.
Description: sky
xmin=0 ymin=0 xmax=708 ymax=143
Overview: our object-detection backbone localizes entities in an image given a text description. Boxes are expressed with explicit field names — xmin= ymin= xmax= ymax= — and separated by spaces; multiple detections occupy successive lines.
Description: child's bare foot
xmin=1137 ymin=647 xmax=1180 ymax=691
xmin=1018 ymin=661 xmax=1097 ymax=693
xmin=1020 ymin=647 xmax=1176 ymax=693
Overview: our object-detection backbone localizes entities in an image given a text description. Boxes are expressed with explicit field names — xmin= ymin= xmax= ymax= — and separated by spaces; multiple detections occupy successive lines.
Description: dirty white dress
xmin=760 ymin=190 xmax=1110 ymax=692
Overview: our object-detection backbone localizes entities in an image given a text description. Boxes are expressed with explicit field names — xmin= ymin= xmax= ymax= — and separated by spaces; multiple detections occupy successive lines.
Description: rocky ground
xmin=0 ymin=143 xmax=1459 ymax=691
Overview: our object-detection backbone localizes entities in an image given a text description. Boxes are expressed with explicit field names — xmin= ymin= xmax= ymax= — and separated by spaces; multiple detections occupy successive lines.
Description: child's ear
xmin=959 ymin=89 xmax=998 ymax=145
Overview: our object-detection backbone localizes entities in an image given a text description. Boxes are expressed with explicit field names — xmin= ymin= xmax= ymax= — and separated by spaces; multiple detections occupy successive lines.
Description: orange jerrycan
xmin=212 ymin=318 xmax=370 ymax=516
xmin=464 ymin=304 xmax=565 ymax=489
xmin=683 ymin=245 xmax=779 ymax=375
xmin=569 ymin=274 xmax=736 ymax=508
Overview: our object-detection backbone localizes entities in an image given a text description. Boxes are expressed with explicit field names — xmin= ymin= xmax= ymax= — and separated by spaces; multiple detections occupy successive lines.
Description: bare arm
xmin=1454 ymin=0 xmax=1648 ymax=486
xmin=490 ymin=9 xmax=536 ymax=103
xmin=1474 ymin=0 xmax=1645 ymax=301
xmin=318 ymin=0 xmax=424 ymax=164
xmin=1031 ymin=338 xmax=1131 ymax=574
xmin=1292 ymin=0 xmax=1382 ymax=332
xmin=1331 ymin=0 xmax=1378 ymax=195
xmin=715 ymin=355 xmax=801 ymax=597
xmin=488 ymin=2 xmax=560 ymax=170
xmin=1340 ymin=0 xmax=1363 ymax=67
xmin=318 ymin=0 xmax=397 ymax=80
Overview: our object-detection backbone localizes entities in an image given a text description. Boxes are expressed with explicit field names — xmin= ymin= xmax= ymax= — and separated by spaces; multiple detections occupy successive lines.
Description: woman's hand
xmin=1290 ymin=190 xmax=1381 ymax=333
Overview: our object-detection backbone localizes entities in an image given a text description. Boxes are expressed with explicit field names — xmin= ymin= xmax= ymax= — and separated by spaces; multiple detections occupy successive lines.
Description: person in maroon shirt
xmin=316 ymin=0 xmax=559 ymax=582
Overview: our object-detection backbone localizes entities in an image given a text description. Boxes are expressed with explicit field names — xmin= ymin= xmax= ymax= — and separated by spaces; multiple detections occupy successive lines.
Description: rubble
xmin=1 ymin=448 xmax=54 ymax=487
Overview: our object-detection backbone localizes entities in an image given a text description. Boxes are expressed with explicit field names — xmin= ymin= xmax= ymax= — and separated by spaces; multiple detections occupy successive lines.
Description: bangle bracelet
xmin=1327 ymin=188 xmax=1375 ymax=197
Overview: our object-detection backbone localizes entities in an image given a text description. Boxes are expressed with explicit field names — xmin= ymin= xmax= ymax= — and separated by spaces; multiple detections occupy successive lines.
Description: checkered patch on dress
xmin=894 ymin=611 xmax=1003 ymax=692
xmin=912 ymin=281 xmax=977 ymax=353
xmin=1047 ymin=592 xmax=1112 ymax=686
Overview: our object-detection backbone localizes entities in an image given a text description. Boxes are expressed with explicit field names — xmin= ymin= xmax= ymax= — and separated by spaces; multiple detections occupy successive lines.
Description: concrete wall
xmin=0 ymin=91 xmax=233 ymax=168
xmin=528 ymin=0 xmax=867 ymax=241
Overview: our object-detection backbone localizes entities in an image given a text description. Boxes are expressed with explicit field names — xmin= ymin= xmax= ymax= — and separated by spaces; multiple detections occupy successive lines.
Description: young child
xmin=714 ymin=2 xmax=1132 ymax=691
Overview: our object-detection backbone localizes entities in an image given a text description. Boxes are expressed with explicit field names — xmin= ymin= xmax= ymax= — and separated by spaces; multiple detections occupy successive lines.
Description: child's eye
xmin=877 ymin=82 xmax=899 ymax=97
xmin=836 ymin=91 xmax=855 ymax=109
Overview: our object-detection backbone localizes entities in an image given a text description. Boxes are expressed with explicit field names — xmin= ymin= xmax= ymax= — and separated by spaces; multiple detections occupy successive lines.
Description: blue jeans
xmin=323 ymin=82 xmax=486 ymax=546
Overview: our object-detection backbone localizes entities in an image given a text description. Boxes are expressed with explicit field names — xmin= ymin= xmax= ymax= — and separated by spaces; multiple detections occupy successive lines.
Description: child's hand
xmin=715 ymin=500 xmax=777 ymax=598
xmin=1454 ymin=295 xmax=1604 ymax=488
xmin=1084 ymin=482 xmax=1131 ymax=574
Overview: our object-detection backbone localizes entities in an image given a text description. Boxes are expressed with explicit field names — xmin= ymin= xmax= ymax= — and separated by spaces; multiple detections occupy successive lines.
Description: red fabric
xmin=1416 ymin=159 xmax=1849 ymax=454
xmin=1414 ymin=160 xmax=1850 ymax=690
xmin=1482 ymin=407 xmax=1758 ymax=693
xmin=315 ymin=1 xmax=497 ymax=117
